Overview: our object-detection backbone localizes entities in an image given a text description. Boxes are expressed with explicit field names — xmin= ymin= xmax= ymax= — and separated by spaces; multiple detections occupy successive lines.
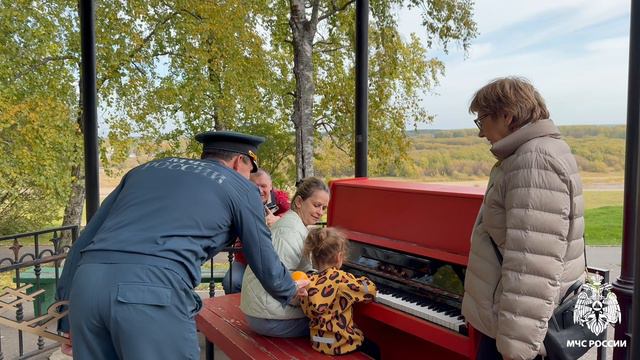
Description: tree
xmin=0 ymin=0 xmax=166 ymax=235
xmin=1 ymin=0 xmax=477 ymax=235
xmin=69 ymin=0 xmax=288 ymax=230
xmin=271 ymin=0 xmax=477 ymax=179
xmin=83 ymin=0 xmax=479 ymax=186
xmin=0 ymin=99 xmax=79 ymax=235
xmin=102 ymin=0 xmax=296 ymax=180
xmin=104 ymin=0 xmax=478 ymax=183
xmin=2 ymin=0 xmax=298 ymax=234
xmin=0 ymin=0 xmax=79 ymax=235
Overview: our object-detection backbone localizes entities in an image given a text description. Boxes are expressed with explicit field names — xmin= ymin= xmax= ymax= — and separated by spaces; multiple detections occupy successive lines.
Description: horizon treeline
xmin=314 ymin=124 xmax=626 ymax=180
xmin=105 ymin=124 xmax=625 ymax=185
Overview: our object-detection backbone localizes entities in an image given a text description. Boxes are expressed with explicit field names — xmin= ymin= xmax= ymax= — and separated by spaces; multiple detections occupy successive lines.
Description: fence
xmin=0 ymin=226 xmax=610 ymax=360
xmin=0 ymin=226 xmax=237 ymax=360
xmin=0 ymin=226 xmax=77 ymax=360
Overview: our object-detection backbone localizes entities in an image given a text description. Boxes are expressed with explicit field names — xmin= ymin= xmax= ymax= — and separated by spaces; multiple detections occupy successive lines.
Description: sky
xmin=397 ymin=0 xmax=632 ymax=130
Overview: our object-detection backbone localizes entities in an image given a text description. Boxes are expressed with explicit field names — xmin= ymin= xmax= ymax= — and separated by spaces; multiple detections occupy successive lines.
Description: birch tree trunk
xmin=61 ymin=163 xmax=85 ymax=243
xmin=61 ymin=70 xmax=85 ymax=246
xmin=289 ymin=0 xmax=318 ymax=180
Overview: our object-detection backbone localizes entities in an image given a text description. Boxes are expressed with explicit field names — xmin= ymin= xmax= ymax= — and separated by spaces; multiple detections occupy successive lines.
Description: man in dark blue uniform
xmin=56 ymin=131 xmax=305 ymax=359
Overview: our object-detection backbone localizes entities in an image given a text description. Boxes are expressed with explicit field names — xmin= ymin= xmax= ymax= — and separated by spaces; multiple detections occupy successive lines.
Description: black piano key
xmin=343 ymin=254 xmax=468 ymax=335
xmin=459 ymin=325 xmax=468 ymax=336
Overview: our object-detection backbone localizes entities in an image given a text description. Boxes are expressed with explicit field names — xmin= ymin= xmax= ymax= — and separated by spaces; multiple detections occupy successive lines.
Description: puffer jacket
xmin=461 ymin=119 xmax=585 ymax=360
xmin=240 ymin=210 xmax=312 ymax=319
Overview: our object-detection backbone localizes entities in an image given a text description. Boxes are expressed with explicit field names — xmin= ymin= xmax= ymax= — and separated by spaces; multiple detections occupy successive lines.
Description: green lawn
xmin=582 ymin=191 xmax=623 ymax=245
xmin=584 ymin=206 xmax=622 ymax=246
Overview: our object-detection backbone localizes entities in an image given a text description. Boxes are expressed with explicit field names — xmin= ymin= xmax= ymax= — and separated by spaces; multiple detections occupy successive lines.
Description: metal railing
xmin=1 ymin=226 xmax=611 ymax=360
xmin=204 ymin=246 xmax=238 ymax=298
xmin=588 ymin=266 xmax=611 ymax=360
xmin=0 ymin=226 xmax=235 ymax=360
xmin=0 ymin=226 xmax=77 ymax=360
xmin=202 ymin=247 xmax=237 ymax=360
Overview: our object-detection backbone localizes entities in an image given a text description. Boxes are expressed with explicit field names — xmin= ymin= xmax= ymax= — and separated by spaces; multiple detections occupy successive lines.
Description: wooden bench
xmin=196 ymin=294 xmax=371 ymax=359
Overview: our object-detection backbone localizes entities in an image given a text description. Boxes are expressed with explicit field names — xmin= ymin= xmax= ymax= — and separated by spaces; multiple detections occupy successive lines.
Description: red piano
xmin=327 ymin=178 xmax=485 ymax=360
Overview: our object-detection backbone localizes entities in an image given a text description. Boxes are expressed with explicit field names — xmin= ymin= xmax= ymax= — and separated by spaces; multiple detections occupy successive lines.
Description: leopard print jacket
xmin=300 ymin=267 xmax=377 ymax=355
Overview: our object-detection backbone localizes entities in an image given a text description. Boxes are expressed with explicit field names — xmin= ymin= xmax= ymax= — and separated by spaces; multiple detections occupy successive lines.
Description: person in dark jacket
xmin=252 ymin=168 xmax=291 ymax=224
xmin=55 ymin=131 xmax=307 ymax=360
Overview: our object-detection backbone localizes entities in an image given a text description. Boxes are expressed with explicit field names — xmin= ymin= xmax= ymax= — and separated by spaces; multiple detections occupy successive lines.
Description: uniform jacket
xmin=235 ymin=188 xmax=290 ymax=264
xmin=300 ymin=268 xmax=377 ymax=355
xmin=461 ymin=119 xmax=585 ymax=360
xmin=56 ymin=158 xmax=297 ymax=332
xmin=240 ymin=210 xmax=312 ymax=319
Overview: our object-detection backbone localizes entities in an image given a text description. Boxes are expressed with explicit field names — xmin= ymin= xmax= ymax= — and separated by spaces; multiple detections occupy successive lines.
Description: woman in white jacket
xmin=240 ymin=177 xmax=330 ymax=337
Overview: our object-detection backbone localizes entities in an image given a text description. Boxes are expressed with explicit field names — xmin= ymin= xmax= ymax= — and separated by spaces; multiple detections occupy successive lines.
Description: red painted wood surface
xmin=327 ymin=178 xmax=484 ymax=359
xmin=327 ymin=178 xmax=484 ymax=263
xmin=196 ymin=294 xmax=371 ymax=360
xmin=354 ymin=302 xmax=475 ymax=359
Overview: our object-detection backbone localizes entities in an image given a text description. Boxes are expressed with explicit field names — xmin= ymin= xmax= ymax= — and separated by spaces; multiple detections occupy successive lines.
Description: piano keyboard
xmin=375 ymin=287 xmax=467 ymax=333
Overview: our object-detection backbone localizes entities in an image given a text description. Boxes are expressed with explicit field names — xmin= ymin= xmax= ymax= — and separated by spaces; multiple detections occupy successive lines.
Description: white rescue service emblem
xmin=573 ymin=278 xmax=621 ymax=335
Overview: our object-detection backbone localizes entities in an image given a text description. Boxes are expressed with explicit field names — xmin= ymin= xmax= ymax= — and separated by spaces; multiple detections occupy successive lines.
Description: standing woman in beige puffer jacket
xmin=461 ymin=77 xmax=585 ymax=360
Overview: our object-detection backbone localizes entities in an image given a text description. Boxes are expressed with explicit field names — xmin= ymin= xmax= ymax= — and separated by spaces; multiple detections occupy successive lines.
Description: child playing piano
xmin=300 ymin=227 xmax=380 ymax=359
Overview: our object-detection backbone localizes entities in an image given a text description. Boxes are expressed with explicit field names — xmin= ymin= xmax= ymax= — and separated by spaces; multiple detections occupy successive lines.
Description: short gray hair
xmin=469 ymin=76 xmax=549 ymax=132
xmin=251 ymin=168 xmax=272 ymax=181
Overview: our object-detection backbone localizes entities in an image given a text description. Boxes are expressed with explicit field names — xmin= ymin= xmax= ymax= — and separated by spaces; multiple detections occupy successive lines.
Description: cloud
xmin=498 ymin=0 xmax=630 ymax=53
xmin=397 ymin=0 xmax=631 ymax=129
xmin=472 ymin=0 xmax=586 ymax=35
xmin=467 ymin=43 xmax=493 ymax=60
xmin=422 ymin=43 xmax=628 ymax=129
xmin=585 ymin=36 xmax=629 ymax=52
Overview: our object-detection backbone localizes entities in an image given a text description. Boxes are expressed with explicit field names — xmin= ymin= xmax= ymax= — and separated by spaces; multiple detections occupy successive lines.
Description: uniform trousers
xmin=69 ymin=262 xmax=202 ymax=360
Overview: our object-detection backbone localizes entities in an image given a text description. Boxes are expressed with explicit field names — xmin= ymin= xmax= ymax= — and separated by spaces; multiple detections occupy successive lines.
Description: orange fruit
xmin=291 ymin=271 xmax=309 ymax=282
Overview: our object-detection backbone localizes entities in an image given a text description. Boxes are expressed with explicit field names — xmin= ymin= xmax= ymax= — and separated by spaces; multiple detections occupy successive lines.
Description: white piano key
xmin=375 ymin=292 xmax=464 ymax=332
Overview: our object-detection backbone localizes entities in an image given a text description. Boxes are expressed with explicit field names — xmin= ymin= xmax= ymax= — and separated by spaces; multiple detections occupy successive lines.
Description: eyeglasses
xmin=473 ymin=114 xmax=490 ymax=130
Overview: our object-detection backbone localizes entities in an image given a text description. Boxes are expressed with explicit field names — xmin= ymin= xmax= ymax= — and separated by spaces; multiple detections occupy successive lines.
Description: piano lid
xmin=327 ymin=178 xmax=484 ymax=265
